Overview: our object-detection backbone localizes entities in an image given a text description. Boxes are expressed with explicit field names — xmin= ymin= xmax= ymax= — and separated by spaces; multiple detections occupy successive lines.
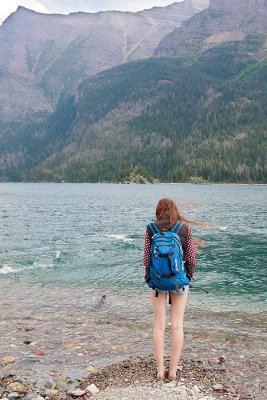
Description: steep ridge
xmin=154 ymin=0 xmax=267 ymax=57
xmin=0 ymin=0 xmax=209 ymax=121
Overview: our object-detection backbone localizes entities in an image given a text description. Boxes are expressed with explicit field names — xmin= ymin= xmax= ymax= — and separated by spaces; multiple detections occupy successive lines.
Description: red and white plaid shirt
xmin=143 ymin=226 xmax=196 ymax=280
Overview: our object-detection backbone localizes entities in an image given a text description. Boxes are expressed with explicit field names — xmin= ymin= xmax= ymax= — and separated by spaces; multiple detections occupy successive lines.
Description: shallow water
xmin=0 ymin=183 xmax=266 ymax=320
xmin=0 ymin=185 xmax=266 ymax=399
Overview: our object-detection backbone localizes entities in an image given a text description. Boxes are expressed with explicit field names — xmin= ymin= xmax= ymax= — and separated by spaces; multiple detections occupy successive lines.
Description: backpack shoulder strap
xmin=172 ymin=221 xmax=184 ymax=234
xmin=148 ymin=223 xmax=159 ymax=236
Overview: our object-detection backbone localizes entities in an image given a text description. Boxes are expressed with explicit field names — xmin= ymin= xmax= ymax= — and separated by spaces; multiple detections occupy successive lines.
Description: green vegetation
xmin=0 ymin=36 xmax=266 ymax=183
xmin=118 ymin=168 xmax=154 ymax=184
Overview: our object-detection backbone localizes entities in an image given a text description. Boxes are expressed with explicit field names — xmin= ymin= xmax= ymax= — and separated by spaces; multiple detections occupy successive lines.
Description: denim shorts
xmin=149 ymin=284 xmax=189 ymax=296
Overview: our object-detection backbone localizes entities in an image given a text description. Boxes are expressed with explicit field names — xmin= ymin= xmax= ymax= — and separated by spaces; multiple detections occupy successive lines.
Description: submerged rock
xmin=1 ymin=356 xmax=15 ymax=364
xmin=32 ymin=350 xmax=44 ymax=356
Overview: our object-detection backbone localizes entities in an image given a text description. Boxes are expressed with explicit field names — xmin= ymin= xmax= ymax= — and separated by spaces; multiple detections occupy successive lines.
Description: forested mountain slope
xmin=1 ymin=35 xmax=266 ymax=183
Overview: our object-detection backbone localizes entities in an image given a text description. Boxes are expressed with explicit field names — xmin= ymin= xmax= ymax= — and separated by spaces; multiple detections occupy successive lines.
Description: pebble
xmin=85 ymin=366 xmax=95 ymax=373
xmin=86 ymin=384 xmax=99 ymax=394
xmin=54 ymin=381 xmax=69 ymax=391
xmin=179 ymin=387 xmax=188 ymax=397
xmin=32 ymin=350 xmax=44 ymax=356
xmin=212 ymin=383 xmax=223 ymax=390
xmin=69 ymin=388 xmax=86 ymax=397
xmin=2 ymin=374 xmax=16 ymax=380
xmin=6 ymin=383 xmax=28 ymax=394
xmin=163 ymin=381 xmax=176 ymax=388
xmin=192 ymin=385 xmax=201 ymax=394
xmin=1 ymin=356 xmax=15 ymax=364
xmin=7 ymin=393 xmax=21 ymax=399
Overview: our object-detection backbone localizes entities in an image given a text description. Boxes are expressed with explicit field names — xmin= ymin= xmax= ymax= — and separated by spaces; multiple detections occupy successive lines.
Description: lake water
xmin=0 ymin=183 xmax=266 ymax=338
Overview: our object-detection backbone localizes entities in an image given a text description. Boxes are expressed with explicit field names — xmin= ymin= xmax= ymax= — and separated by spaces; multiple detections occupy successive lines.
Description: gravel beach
xmin=0 ymin=283 xmax=266 ymax=400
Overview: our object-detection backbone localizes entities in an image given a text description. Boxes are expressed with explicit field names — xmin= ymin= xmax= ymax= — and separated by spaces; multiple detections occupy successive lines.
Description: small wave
xmin=0 ymin=261 xmax=54 ymax=275
xmin=0 ymin=265 xmax=16 ymax=274
xmin=104 ymin=234 xmax=134 ymax=243
xmin=55 ymin=251 xmax=61 ymax=259
xmin=220 ymin=226 xmax=228 ymax=231
xmin=33 ymin=262 xmax=54 ymax=269
xmin=0 ymin=264 xmax=34 ymax=274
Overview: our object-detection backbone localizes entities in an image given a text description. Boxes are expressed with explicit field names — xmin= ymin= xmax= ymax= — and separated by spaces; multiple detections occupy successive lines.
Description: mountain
xmin=1 ymin=34 xmax=266 ymax=184
xmin=0 ymin=0 xmax=209 ymax=121
xmin=154 ymin=0 xmax=267 ymax=57
xmin=0 ymin=0 xmax=266 ymax=184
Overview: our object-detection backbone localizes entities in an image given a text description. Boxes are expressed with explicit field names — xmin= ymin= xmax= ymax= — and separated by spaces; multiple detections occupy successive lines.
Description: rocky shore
xmin=0 ymin=284 xmax=266 ymax=400
xmin=1 ymin=333 xmax=266 ymax=400
xmin=0 ymin=355 xmax=256 ymax=400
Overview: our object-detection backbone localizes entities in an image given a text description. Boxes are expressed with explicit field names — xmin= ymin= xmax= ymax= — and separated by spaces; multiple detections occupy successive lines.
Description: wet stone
xmin=43 ymin=382 xmax=52 ymax=389
xmin=7 ymin=393 xmax=22 ymax=399
xmin=55 ymin=381 xmax=69 ymax=392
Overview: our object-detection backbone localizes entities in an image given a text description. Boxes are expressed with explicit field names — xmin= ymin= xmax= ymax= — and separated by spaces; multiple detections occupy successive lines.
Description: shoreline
xmin=0 ymin=181 xmax=266 ymax=185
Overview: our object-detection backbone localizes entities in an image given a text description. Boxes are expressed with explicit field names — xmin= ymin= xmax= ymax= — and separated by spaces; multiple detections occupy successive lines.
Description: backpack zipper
xmin=153 ymin=243 xmax=184 ymax=261
xmin=154 ymin=238 xmax=181 ymax=247
xmin=154 ymin=239 xmax=183 ymax=256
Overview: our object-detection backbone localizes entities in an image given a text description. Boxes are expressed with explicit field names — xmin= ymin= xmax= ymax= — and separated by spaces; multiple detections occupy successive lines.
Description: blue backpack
xmin=148 ymin=221 xmax=190 ymax=295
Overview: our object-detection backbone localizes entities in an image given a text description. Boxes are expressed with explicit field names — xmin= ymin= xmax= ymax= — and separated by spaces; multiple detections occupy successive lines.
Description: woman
xmin=143 ymin=198 xmax=204 ymax=381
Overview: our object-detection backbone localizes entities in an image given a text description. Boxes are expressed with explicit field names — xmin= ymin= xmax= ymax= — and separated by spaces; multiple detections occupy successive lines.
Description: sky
xmin=0 ymin=0 xmax=183 ymax=25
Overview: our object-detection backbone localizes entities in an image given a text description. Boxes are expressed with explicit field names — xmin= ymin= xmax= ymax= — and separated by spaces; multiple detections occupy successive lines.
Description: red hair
xmin=156 ymin=198 xmax=206 ymax=253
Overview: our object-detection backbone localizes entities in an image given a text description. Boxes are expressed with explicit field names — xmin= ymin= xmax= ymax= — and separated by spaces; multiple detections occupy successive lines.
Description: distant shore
xmin=0 ymin=181 xmax=266 ymax=185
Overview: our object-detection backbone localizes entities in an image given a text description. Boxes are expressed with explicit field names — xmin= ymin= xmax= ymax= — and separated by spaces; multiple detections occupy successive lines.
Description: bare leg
xmin=150 ymin=291 xmax=167 ymax=378
xmin=169 ymin=291 xmax=188 ymax=379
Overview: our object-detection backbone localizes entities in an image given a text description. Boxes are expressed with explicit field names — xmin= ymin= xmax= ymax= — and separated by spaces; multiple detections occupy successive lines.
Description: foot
xmin=156 ymin=371 xmax=166 ymax=380
xmin=168 ymin=370 xmax=177 ymax=381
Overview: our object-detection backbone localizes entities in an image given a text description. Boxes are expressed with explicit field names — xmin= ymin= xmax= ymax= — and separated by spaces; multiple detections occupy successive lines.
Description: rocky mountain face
xmin=0 ymin=0 xmax=209 ymax=121
xmin=209 ymin=0 xmax=267 ymax=12
xmin=154 ymin=0 xmax=267 ymax=58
